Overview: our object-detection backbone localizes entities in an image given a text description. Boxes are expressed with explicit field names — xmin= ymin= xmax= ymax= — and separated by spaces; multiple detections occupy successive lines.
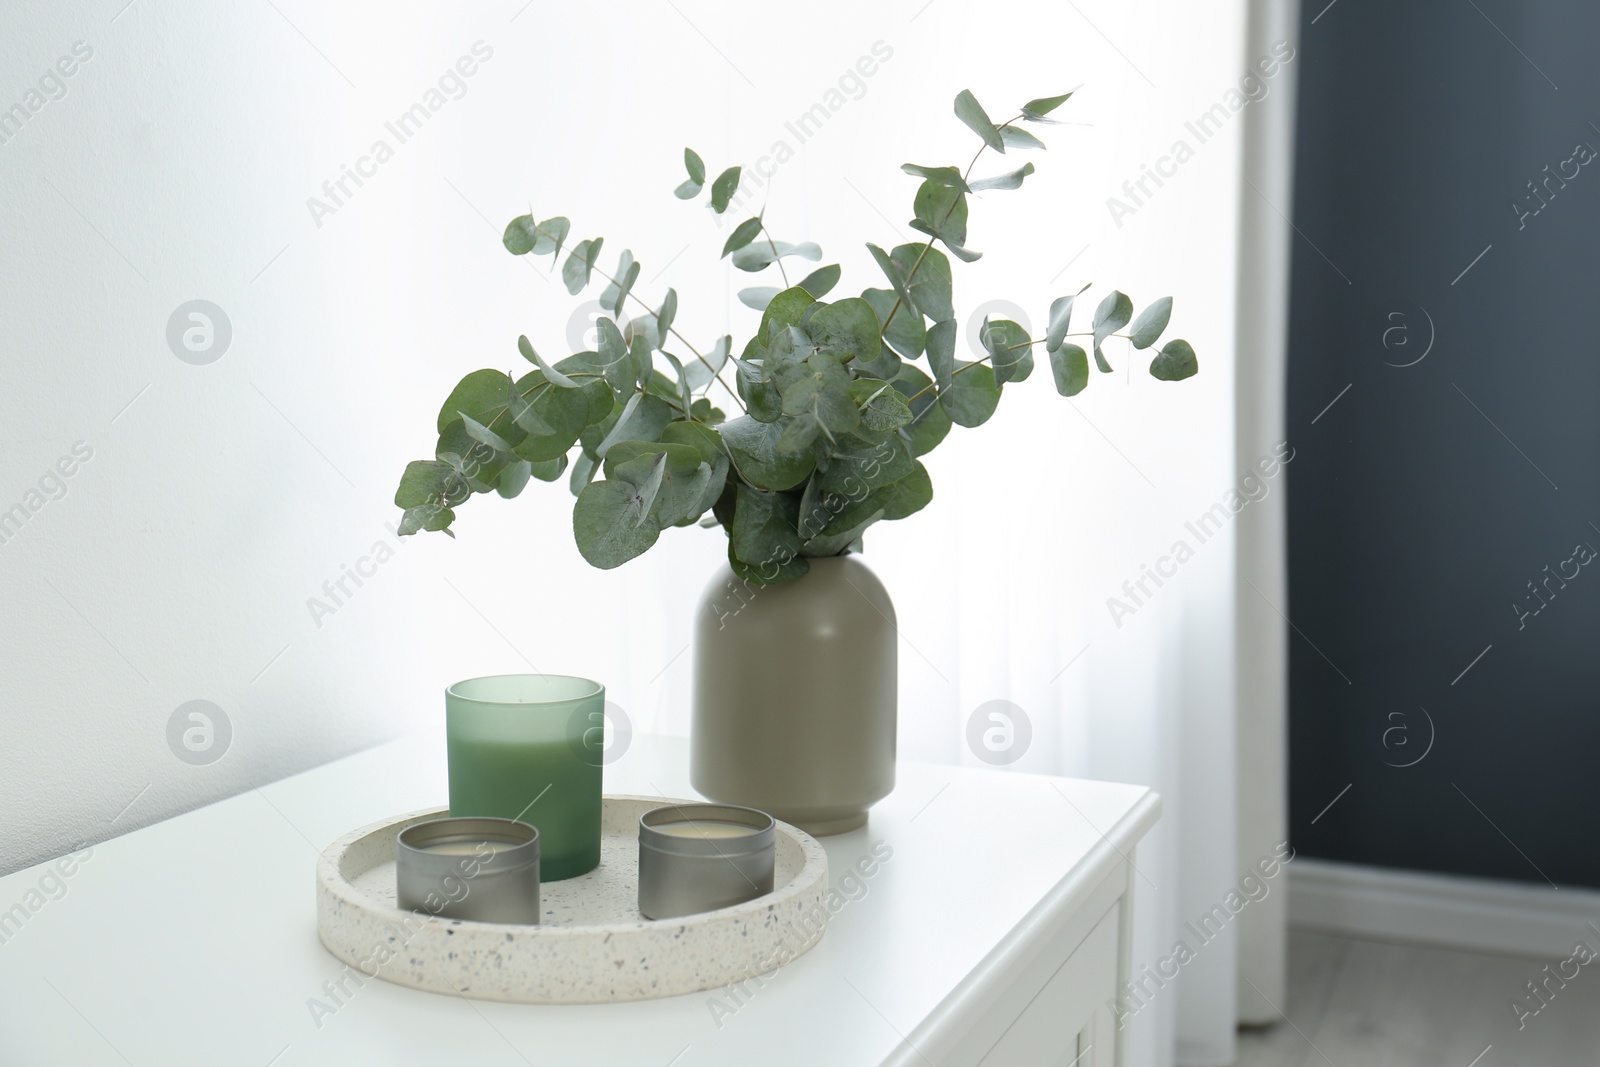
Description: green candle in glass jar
xmin=445 ymin=674 xmax=605 ymax=881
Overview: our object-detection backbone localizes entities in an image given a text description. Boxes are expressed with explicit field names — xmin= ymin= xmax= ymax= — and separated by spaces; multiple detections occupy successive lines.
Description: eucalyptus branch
xmin=589 ymin=263 xmax=745 ymax=413
xmin=758 ymin=218 xmax=791 ymax=287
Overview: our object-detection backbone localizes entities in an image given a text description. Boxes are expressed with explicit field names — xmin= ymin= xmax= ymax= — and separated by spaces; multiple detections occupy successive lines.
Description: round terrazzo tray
xmin=315 ymin=795 xmax=830 ymax=1003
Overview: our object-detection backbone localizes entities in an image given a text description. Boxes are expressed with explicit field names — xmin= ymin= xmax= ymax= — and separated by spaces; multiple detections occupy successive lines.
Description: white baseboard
xmin=1289 ymin=858 xmax=1600 ymax=959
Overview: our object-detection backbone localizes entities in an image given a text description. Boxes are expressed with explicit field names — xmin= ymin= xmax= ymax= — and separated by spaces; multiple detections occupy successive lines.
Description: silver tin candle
xmin=396 ymin=816 xmax=540 ymax=924
xmin=637 ymin=803 xmax=776 ymax=920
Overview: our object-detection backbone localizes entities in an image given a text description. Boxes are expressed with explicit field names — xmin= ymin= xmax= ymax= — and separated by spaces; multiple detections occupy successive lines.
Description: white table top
xmin=0 ymin=734 xmax=1158 ymax=1067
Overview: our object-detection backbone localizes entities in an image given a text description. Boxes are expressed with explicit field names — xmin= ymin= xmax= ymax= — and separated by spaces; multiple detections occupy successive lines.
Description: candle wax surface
xmin=419 ymin=840 xmax=509 ymax=856
xmin=651 ymin=820 xmax=758 ymax=840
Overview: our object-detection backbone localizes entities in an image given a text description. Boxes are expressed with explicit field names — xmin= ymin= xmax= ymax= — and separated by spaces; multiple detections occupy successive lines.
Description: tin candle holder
xmin=396 ymin=816 xmax=540 ymax=924
xmin=637 ymin=803 xmax=776 ymax=920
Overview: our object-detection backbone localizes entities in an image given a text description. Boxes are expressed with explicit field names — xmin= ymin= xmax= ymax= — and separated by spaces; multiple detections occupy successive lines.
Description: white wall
xmin=0 ymin=2 xmax=1259 ymax=1058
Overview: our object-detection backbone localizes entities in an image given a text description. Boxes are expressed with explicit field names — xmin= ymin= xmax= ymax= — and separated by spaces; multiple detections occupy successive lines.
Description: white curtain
xmin=4 ymin=1 xmax=1295 ymax=1062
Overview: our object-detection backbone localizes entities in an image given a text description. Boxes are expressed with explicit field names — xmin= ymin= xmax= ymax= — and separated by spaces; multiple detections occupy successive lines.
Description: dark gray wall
xmin=1287 ymin=0 xmax=1600 ymax=887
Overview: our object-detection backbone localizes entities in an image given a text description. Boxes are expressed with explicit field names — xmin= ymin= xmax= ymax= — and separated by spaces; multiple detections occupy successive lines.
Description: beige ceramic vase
xmin=690 ymin=554 xmax=896 ymax=835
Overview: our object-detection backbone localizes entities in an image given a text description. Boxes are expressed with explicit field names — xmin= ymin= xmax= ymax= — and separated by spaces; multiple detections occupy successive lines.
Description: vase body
xmin=691 ymin=554 xmax=896 ymax=836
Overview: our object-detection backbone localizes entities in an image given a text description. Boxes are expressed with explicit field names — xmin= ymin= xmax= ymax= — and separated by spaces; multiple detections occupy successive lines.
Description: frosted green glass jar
xmin=445 ymin=674 xmax=603 ymax=881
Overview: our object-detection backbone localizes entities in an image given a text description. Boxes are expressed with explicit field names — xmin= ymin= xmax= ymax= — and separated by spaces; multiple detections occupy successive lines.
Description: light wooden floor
xmin=1232 ymin=929 xmax=1600 ymax=1066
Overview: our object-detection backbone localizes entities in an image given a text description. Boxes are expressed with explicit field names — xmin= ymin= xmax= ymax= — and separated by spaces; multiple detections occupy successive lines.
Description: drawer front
xmin=977 ymin=903 xmax=1120 ymax=1067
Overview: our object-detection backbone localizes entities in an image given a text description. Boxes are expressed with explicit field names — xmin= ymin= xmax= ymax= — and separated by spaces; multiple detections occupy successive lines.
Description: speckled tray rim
xmin=316 ymin=795 xmax=830 ymax=1003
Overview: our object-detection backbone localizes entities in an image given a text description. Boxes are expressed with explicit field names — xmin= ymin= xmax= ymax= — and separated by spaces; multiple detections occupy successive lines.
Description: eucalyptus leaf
xmin=1092 ymin=290 xmax=1133 ymax=371
xmin=398 ymin=504 xmax=455 ymax=537
xmin=739 ymin=286 xmax=781 ymax=310
xmin=684 ymin=334 xmax=732 ymax=391
xmin=720 ymin=415 xmax=817 ymax=490
xmin=796 ymin=263 xmax=842 ymax=298
xmin=656 ymin=289 xmax=679 ymax=348
xmin=528 ymin=455 xmax=569 ymax=483
xmin=562 ymin=237 xmax=604 ymax=295
xmin=736 ymin=357 xmax=782 ymax=422
xmin=660 ymin=420 xmax=724 ymax=464
xmin=981 ymin=318 xmax=1034 ymax=385
xmin=818 ymin=462 xmax=932 ymax=538
xmin=458 ymin=411 xmax=516 ymax=454
xmin=899 ymin=164 xmax=970 ymax=191
xmin=863 ymin=288 xmax=925 ymax=360
xmin=806 ymin=297 xmax=881 ymax=364
xmin=759 ymin=286 xmax=816 ymax=342
xmin=1021 ymin=91 xmax=1074 ymax=120
xmin=722 ymin=217 xmax=764 ymax=258
xmin=969 ymin=162 xmax=1036 ymax=193
xmin=850 ymin=378 xmax=914 ymax=432
xmin=573 ymin=480 xmax=661 ymax=568
xmin=925 ymin=318 xmax=956 ymax=385
xmin=596 ymin=317 xmax=633 ymax=392
xmin=612 ymin=450 xmax=668 ymax=520
xmin=502 ymin=215 xmax=538 ymax=255
xmin=674 ymin=179 xmax=703 ymax=200
xmin=710 ymin=166 xmax=741 ymax=213
xmin=568 ymin=451 xmax=597 ymax=496
xmin=1150 ymin=339 xmax=1199 ymax=381
xmin=999 ymin=126 xmax=1046 ymax=151
xmin=776 ymin=413 xmax=821 ymax=453
xmin=662 ymin=352 xmax=694 ymax=417
xmin=518 ymin=336 xmax=579 ymax=387
xmin=817 ymin=432 xmax=914 ymax=494
xmin=1049 ymin=343 xmax=1090 ymax=396
xmin=436 ymin=368 xmax=516 ymax=434
xmin=395 ymin=460 xmax=468 ymax=509
xmin=891 ymin=365 xmax=952 ymax=456
xmin=801 ymin=508 xmax=883 ymax=558
xmin=954 ymin=89 xmax=1004 ymax=152
xmin=730 ymin=484 xmax=803 ymax=573
xmin=600 ymin=249 xmax=640 ymax=317
xmin=911 ymin=180 xmax=969 ymax=248
xmin=495 ymin=459 xmax=533 ymax=499
xmin=684 ymin=147 xmax=706 ymax=186
xmin=939 ymin=362 xmax=1002 ymax=427
xmin=1128 ymin=296 xmax=1173 ymax=350
xmin=595 ymin=392 xmax=674 ymax=458
xmin=1046 ymin=283 xmax=1090 ymax=351
xmin=731 ymin=240 xmax=823 ymax=273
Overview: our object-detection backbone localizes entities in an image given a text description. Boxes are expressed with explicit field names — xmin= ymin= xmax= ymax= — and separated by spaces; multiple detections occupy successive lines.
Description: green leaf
xmin=999 ymin=126 xmax=1046 ymax=151
xmin=801 ymin=508 xmax=883 ymax=558
xmin=630 ymin=335 xmax=654 ymax=389
xmin=612 ymin=450 xmax=668 ymax=520
xmin=816 ymin=462 xmax=932 ymax=539
xmin=1021 ymin=91 xmax=1075 ymax=120
xmin=925 ymin=318 xmax=956 ymax=385
xmin=776 ymin=413 xmax=821 ymax=453
xmin=518 ymin=336 xmax=579 ymax=387
xmin=1049 ymin=343 xmax=1090 ymax=396
xmin=684 ymin=147 xmax=706 ymax=186
xmin=660 ymin=420 xmax=724 ymax=464
xmin=731 ymin=484 xmax=803 ymax=574
xmin=568 ymin=451 xmax=597 ymax=495
xmin=595 ymin=317 xmax=633 ymax=393
xmin=782 ymin=377 xmax=859 ymax=437
xmin=722 ymin=217 xmax=764 ymax=258
xmin=436 ymin=368 xmax=516 ymax=434
xmin=398 ymin=504 xmax=455 ymax=537
xmin=817 ymin=432 xmax=915 ymax=495
xmin=739 ymin=286 xmax=780 ymax=310
xmin=806 ymin=297 xmax=880 ymax=363
xmin=1150 ymin=339 xmax=1199 ymax=381
xmin=674 ymin=178 xmax=703 ymax=200
xmin=563 ymin=237 xmax=604 ymax=295
xmin=891 ymin=365 xmax=952 ymax=457
xmin=899 ymin=164 xmax=970 ymax=191
xmin=604 ymin=440 xmax=704 ymax=480
xmin=710 ymin=166 xmax=741 ymax=213
xmin=863 ymin=288 xmax=925 ymax=361
xmin=1128 ymin=297 xmax=1173 ymax=350
xmin=796 ymin=263 xmax=842 ymax=299
xmin=720 ymin=415 xmax=817 ymax=490
xmin=759 ymin=286 xmax=816 ymax=342
xmin=492 ymin=460 xmax=530 ymax=499
xmin=731 ymin=240 xmax=822 ymax=273
xmin=735 ymin=356 xmax=782 ymax=422
xmin=1092 ymin=290 xmax=1133 ymax=372
xmin=458 ymin=411 xmax=516 ymax=454
xmin=573 ymin=480 xmax=662 ymax=568
xmin=1046 ymin=283 xmax=1090 ymax=351
xmin=395 ymin=460 xmax=469 ymax=508
xmin=850 ymin=378 xmax=914 ymax=432
xmin=954 ymin=89 xmax=1004 ymax=152
xmin=656 ymin=289 xmax=678 ymax=349
xmin=869 ymin=242 xmax=954 ymax=323
xmin=601 ymin=249 xmax=640 ymax=317
xmin=660 ymin=353 xmax=694 ymax=417
xmin=510 ymin=376 xmax=588 ymax=461
xmin=982 ymin=318 xmax=1034 ymax=384
xmin=553 ymin=354 xmax=617 ymax=426
xmin=595 ymin=392 xmax=674 ymax=458
xmin=911 ymin=180 xmax=969 ymax=248
xmin=729 ymin=540 xmax=809 ymax=586
xmin=969 ymin=162 xmax=1036 ymax=193
xmin=939 ymin=362 xmax=1002 ymax=427
xmin=528 ymin=455 xmax=568 ymax=483
xmin=684 ymin=334 xmax=732 ymax=392
xmin=436 ymin=423 xmax=512 ymax=490
xmin=502 ymin=215 xmax=538 ymax=255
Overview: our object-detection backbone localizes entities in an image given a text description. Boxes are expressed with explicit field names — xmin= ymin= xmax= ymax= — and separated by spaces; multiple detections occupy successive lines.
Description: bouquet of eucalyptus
xmin=394 ymin=88 xmax=1197 ymax=582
